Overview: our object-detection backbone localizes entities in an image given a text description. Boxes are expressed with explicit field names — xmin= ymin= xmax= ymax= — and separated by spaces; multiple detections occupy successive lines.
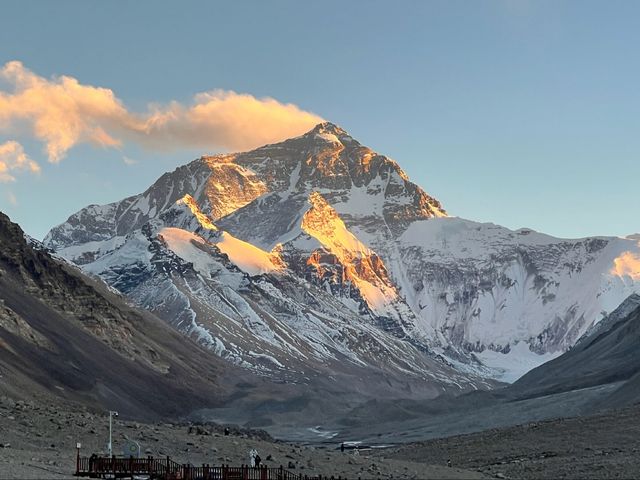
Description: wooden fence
xmin=75 ymin=455 xmax=339 ymax=480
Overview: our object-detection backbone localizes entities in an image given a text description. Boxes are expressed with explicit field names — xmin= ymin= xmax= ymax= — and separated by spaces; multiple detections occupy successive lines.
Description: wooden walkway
xmin=75 ymin=455 xmax=339 ymax=480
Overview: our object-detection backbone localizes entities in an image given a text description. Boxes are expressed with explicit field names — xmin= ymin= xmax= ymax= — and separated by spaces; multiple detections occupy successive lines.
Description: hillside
xmin=0 ymin=211 xmax=230 ymax=420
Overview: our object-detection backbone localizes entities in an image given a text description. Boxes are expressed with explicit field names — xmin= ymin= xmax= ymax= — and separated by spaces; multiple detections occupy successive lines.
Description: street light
xmin=108 ymin=411 xmax=118 ymax=457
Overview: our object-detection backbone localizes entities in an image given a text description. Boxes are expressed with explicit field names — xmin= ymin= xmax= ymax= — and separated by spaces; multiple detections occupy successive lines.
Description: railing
xmin=75 ymin=455 xmax=336 ymax=480
xmin=76 ymin=455 xmax=178 ymax=477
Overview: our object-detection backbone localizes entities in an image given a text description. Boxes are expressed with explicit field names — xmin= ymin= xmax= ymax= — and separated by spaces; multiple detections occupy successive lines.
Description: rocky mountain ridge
xmin=0 ymin=211 xmax=231 ymax=419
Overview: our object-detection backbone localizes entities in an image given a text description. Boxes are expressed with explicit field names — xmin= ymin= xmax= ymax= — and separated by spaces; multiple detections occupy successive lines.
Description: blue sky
xmin=0 ymin=0 xmax=638 ymax=240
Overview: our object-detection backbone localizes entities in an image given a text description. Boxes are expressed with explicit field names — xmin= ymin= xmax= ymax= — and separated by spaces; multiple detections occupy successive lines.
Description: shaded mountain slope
xmin=0 ymin=211 xmax=231 ymax=420
xmin=510 ymin=294 xmax=640 ymax=399
xmin=331 ymin=294 xmax=640 ymax=443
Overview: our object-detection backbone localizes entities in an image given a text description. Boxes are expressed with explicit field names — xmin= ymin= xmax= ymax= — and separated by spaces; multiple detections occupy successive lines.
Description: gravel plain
xmin=0 ymin=395 xmax=486 ymax=480
xmin=4 ymin=393 xmax=639 ymax=479
xmin=383 ymin=404 xmax=640 ymax=479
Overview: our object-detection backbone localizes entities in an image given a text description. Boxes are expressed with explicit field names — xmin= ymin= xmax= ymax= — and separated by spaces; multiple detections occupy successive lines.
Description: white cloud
xmin=0 ymin=140 xmax=40 ymax=183
xmin=6 ymin=191 xmax=17 ymax=206
xmin=122 ymin=155 xmax=138 ymax=166
xmin=0 ymin=61 xmax=324 ymax=164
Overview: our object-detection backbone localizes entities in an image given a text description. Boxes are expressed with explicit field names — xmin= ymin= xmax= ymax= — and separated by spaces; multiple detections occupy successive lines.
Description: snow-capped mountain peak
xmin=44 ymin=123 xmax=640 ymax=385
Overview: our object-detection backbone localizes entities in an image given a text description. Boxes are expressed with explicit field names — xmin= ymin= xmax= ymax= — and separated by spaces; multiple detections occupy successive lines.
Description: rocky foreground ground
xmin=382 ymin=403 xmax=640 ymax=479
xmin=3 ymin=392 xmax=640 ymax=480
xmin=0 ymin=396 xmax=484 ymax=479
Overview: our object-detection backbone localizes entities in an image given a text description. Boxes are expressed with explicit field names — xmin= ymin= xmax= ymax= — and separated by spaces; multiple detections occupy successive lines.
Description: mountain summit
xmin=45 ymin=123 xmax=640 ymax=385
xmin=305 ymin=121 xmax=353 ymax=138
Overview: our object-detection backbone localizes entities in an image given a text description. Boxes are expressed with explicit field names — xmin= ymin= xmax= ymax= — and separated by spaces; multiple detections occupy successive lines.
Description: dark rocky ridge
xmin=511 ymin=293 xmax=640 ymax=400
xmin=0 ymin=211 xmax=231 ymax=420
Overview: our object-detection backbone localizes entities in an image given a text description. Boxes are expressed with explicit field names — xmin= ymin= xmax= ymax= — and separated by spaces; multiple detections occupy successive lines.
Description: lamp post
xmin=108 ymin=411 xmax=118 ymax=457
xmin=76 ymin=442 xmax=81 ymax=475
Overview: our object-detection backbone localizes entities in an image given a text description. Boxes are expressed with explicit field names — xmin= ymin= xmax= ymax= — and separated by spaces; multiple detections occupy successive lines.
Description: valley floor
xmin=0 ymin=395 xmax=483 ymax=480
xmin=3 ymin=392 xmax=639 ymax=480
xmin=382 ymin=403 xmax=640 ymax=479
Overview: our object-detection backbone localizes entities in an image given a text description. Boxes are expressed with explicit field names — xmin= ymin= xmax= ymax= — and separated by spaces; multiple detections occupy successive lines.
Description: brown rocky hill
xmin=0 ymin=211 xmax=230 ymax=420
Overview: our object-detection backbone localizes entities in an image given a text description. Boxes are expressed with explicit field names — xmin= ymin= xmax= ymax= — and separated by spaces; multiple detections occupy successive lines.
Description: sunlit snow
xmin=216 ymin=231 xmax=283 ymax=276
xmin=160 ymin=227 xmax=282 ymax=277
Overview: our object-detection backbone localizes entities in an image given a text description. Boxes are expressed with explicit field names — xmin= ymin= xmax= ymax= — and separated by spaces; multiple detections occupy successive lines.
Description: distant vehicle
xmin=336 ymin=442 xmax=370 ymax=450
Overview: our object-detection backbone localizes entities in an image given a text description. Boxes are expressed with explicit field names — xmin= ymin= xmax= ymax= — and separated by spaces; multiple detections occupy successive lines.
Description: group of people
xmin=249 ymin=448 xmax=262 ymax=467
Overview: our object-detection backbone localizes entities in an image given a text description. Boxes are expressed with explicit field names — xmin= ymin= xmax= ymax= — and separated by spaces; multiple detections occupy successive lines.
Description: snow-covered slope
xmin=45 ymin=122 xmax=640 ymax=385
xmin=397 ymin=218 xmax=640 ymax=381
xmin=66 ymin=207 xmax=487 ymax=397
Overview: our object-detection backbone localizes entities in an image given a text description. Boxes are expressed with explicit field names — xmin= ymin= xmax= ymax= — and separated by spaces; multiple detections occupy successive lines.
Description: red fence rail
xmin=75 ymin=455 xmax=337 ymax=480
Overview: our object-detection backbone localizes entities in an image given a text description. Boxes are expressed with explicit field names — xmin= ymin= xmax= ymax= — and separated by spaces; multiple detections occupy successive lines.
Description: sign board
xmin=123 ymin=440 xmax=141 ymax=458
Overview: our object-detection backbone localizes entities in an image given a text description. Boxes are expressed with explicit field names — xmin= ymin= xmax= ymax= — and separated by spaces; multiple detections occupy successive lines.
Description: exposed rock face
xmin=44 ymin=122 xmax=640 ymax=383
xmin=297 ymin=192 xmax=400 ymax=314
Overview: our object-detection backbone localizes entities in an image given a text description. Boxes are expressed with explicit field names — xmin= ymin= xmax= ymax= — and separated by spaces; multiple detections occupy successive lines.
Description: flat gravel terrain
xmin=4 ymin=393 xmax=639 ymax=479
xmin=383 ymin=404 xmax=640 ymax=479
xmin=0 ymin=396 xmax=485 ymax=480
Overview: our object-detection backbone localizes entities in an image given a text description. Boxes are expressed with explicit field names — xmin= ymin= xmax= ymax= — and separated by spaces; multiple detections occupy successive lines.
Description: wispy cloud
xmin=6 ymin=191 xmax=17 ymax=206
xmin=122 ymin=155 xmax=138 ymax=166
xmin=0 ymin=61 xmax=324 ymax=164
xmin=0 ymin=140 xmax=40 ymax=183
